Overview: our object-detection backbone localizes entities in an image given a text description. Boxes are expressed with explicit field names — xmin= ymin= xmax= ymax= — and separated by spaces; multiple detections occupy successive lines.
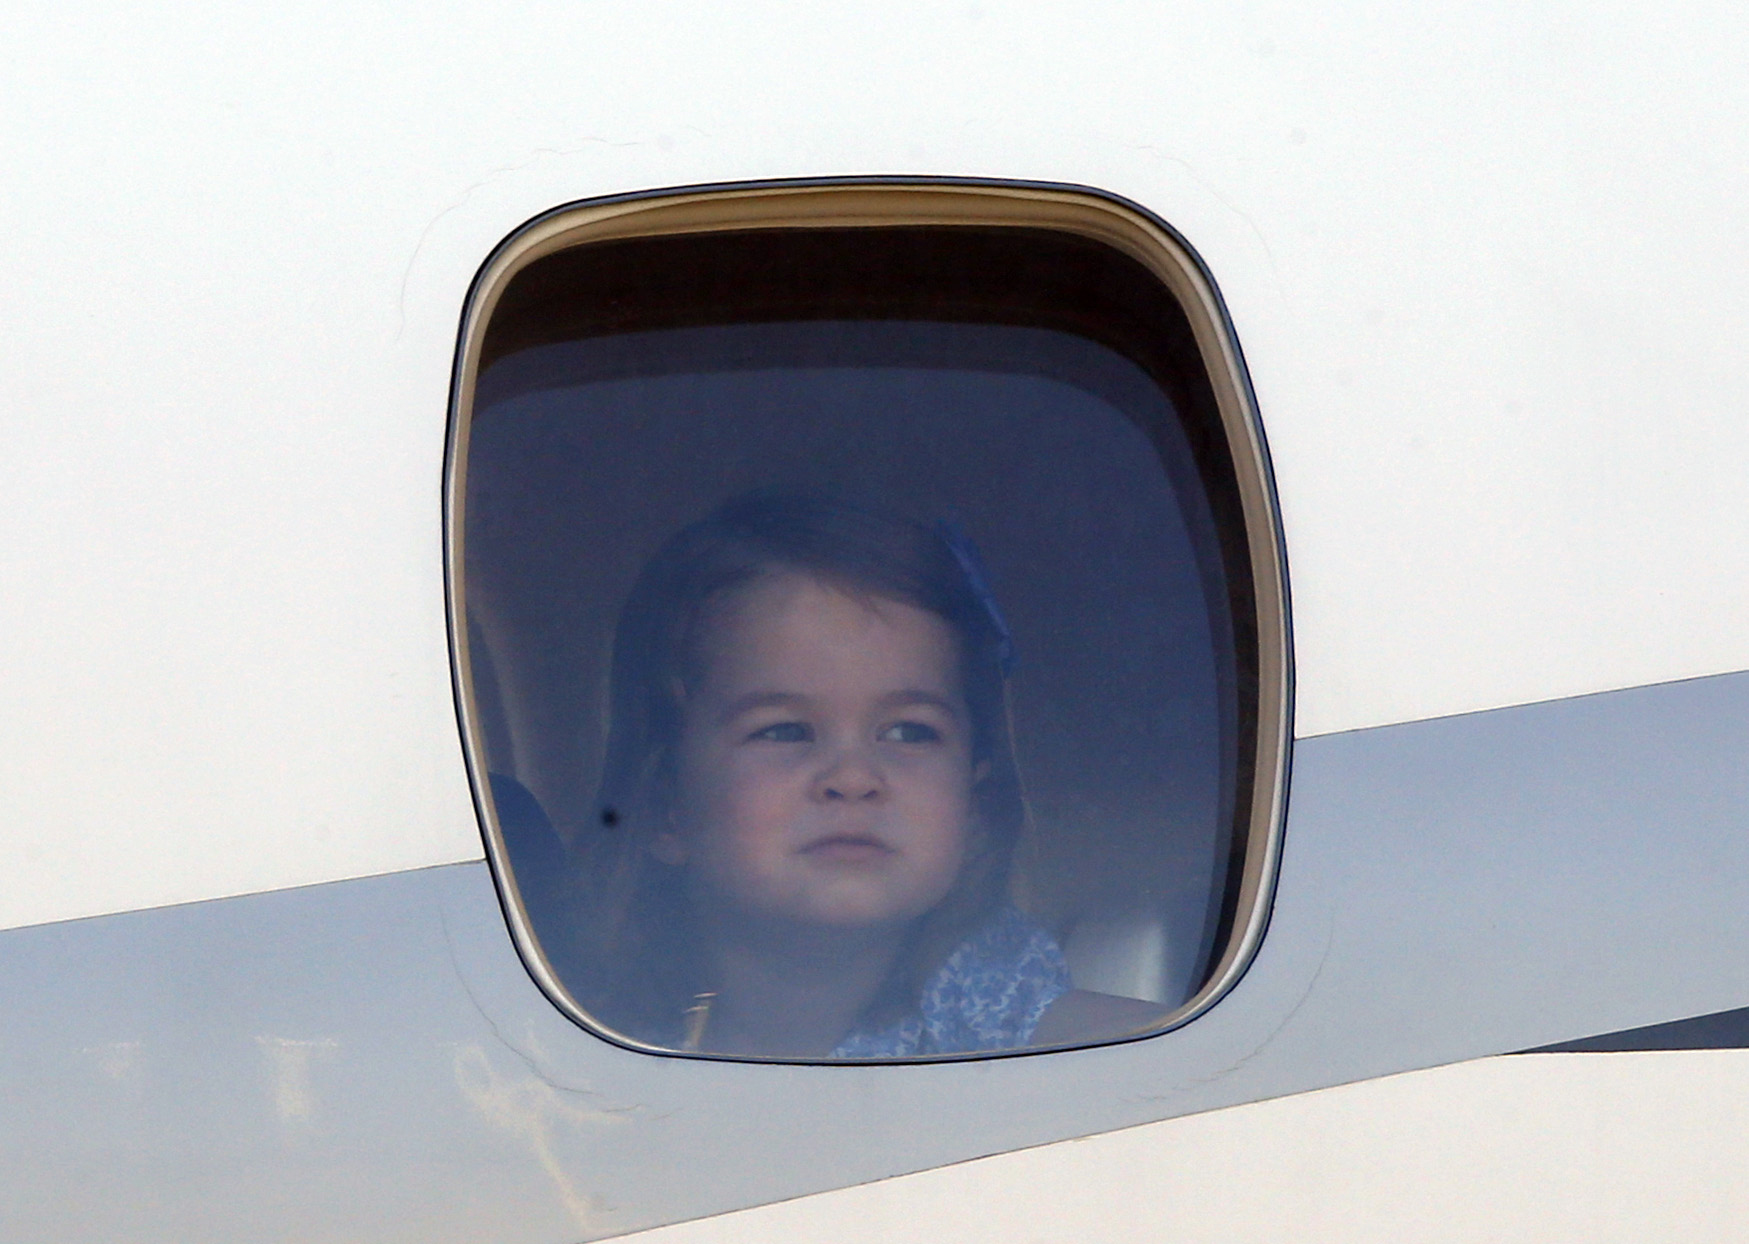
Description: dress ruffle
xmin=831 ymin=907 xmax=1072 ymax=1058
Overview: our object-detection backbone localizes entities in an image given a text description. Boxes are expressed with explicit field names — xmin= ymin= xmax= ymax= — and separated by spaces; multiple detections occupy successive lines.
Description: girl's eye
xmin=880 ymin=721 xmax=942 ymax=745
xmin=749 ymin=721 xmax=812 ymax=744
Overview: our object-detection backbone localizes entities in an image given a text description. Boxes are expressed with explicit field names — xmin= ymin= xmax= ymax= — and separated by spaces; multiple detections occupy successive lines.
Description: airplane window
xmin=451 ymin=187 xmax=1288 ymax=1060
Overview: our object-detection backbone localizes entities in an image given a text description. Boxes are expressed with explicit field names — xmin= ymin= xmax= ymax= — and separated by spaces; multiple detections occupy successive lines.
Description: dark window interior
xmin=461 ymin=226 xmax=1261 ymax=1054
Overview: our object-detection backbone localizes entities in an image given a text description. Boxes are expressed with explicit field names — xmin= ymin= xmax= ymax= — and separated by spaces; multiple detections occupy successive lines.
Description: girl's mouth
xmin=800 ymin=833 xmax=896 ymax=863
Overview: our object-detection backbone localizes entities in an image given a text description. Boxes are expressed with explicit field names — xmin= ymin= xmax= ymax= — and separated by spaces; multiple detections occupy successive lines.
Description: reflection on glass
xmin=467 ymin=321 xmax=1238 ymax=1059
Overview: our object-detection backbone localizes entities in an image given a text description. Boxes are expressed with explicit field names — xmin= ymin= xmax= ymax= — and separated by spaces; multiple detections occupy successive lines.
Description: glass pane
xmin=464 ymin=319 xmax=1238 ymax=1058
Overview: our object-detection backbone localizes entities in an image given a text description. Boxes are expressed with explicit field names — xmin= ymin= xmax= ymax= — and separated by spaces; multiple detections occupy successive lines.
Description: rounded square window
xmin=448 ymin=181 xmax=1289 ymax=1061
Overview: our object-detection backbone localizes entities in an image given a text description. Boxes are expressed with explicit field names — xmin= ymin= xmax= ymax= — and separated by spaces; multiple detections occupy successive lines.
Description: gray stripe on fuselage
xmin=5 ymin=667 xmax=1748 ymax=1240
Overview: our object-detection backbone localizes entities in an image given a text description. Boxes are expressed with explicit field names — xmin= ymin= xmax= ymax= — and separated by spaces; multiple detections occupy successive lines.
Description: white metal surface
xmin=5 ymin=1 xmax=1747 ymax=929
xmin=623 ymin=1051 xmax=1749 ymax=1243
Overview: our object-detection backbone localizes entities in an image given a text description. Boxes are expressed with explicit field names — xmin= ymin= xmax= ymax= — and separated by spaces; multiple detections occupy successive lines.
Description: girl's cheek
xmin=718 ymin=753 xmax=810 ymax=822
xmin=907 ymin=748 xmax=978 ymax=792
xmin=725 ymin=747 xmax=804 ymax=788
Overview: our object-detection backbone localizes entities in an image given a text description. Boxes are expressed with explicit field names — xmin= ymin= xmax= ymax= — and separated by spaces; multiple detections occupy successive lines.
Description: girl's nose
xmin=813 ymin=747 xmax=887 ymax=803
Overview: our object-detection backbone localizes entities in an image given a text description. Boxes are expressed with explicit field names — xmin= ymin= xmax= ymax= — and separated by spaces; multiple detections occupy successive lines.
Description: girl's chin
xmin=748 ymin=897 xmax=938 ymax=938
xmin=700 ymin=878 xmax=953 ymax=939
xmin=797 ymin=895 xmax=949 ymax=933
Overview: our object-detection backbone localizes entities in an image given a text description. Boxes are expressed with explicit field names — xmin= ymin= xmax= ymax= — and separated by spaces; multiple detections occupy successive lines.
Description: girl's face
xmin=662 ymin=571 xmax=980 ymax=937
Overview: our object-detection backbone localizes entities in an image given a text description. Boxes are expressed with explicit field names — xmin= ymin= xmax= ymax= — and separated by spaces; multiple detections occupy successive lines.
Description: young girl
xmin=559 ymin=491 xmax=1161 ymax=1057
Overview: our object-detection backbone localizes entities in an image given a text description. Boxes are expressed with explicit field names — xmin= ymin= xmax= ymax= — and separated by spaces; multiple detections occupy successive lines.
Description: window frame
xmin=444 ymin=177 xmax=1292 ymax=1060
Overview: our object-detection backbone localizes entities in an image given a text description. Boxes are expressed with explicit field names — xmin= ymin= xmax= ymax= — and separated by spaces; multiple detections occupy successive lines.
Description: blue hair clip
xmin=937 ymin=516 xmax=1016 ymax=677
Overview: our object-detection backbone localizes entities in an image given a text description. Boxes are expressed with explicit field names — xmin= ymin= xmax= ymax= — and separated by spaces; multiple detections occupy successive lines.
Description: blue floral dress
xmin=831 ymin=906 xmax=1072 ymax=1058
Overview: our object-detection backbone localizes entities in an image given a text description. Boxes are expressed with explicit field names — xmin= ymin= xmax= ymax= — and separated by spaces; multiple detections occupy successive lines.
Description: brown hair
xmin=564 ymin=490 xmax=1026 ymax=1045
